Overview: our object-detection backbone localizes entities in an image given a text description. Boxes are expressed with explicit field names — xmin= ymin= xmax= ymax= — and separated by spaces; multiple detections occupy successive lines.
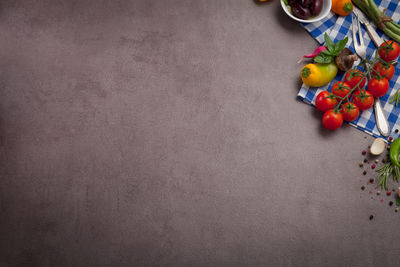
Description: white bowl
xmin=280 ymin=0 xmax=332 ymax=23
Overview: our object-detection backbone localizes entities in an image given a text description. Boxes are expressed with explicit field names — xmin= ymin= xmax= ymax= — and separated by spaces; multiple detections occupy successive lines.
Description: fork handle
xmin=374 ymin=98 xmax=390 ymax=137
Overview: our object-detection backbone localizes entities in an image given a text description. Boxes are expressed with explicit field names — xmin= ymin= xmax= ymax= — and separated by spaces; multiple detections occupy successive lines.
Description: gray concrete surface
xmin=1 ymin=0 xmax=400 ymax=266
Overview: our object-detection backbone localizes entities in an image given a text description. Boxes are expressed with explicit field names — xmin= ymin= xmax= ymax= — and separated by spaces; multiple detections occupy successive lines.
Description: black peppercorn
xmin=369 ymin=215 xmax=374 ymax=220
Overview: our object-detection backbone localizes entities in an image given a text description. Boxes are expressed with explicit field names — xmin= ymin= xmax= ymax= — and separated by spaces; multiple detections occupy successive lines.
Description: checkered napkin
xmin=297 ymin=0 xmax=400 ymax=139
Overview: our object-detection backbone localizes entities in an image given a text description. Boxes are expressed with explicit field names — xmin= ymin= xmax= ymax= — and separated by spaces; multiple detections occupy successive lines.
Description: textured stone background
xmin=1 ymin=0 xmax=400 ymax=266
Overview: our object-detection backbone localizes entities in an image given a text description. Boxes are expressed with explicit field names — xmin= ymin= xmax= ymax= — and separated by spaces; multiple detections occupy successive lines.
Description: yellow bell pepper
xmin=300 ymin=62 xmax=338 ymax=87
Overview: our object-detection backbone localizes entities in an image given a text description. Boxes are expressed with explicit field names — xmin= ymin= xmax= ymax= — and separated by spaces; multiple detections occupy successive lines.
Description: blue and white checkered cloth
xmin=297 ymin=0 xmax=400 ymax=139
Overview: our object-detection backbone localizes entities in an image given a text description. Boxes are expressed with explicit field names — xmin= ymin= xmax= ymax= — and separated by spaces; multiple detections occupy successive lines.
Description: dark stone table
xmin=1 ymin=0 xmax=400 ymax=266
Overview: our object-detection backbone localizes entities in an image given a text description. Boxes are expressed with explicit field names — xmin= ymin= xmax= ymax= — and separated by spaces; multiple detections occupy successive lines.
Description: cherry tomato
xmin=340 ymin=102 xmax=360 ymax=122
xmin=378 ymin=40 xmax=400 ymax=62
xmin=353 ymin=89 xmax=374 ymax=110
xmin=368 ymin=77 xmax=389 ymax=98
xmin=344 ymin=69 xmax=366 ymax=89
xmin=331 ymin=81 xmax=351 ymax=100
xmin=322 ymin=109 xmax=343 ymax=130
xmin=373 ymin=61 xmax=395 ymax=80
xmin=315 ymin=91 xmax=337 ymax=112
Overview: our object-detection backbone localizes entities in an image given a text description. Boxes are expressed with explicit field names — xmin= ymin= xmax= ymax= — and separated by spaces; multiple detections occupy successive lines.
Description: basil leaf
xmin=333 ymin=37 xmax=349 ymax=55
xmin=396 ymin=198 xmax=400 ymax=206
xmin=324 ymin=33 xmax=335 ymax=53
xmin=283 ymin=0 xmax=289 ymax=5
xmin=314 ymin=51 xmax=334 ymax=64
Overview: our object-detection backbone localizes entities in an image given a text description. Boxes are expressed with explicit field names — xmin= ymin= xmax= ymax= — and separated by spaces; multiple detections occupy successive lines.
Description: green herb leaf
xmin=314 ymin=50 xmax=334 ymax=64
xmin=324 ymin=33 xmax=335 ymax=52
xmin=396 ymin=198 xmax=400 ymax=206
xmin=283 ymin=0 xmax=289 ymax=5
xmin=322 ymin=34 xmax=348 ymax=58
xmin=333 ymin=37 xmax=348 ymax=55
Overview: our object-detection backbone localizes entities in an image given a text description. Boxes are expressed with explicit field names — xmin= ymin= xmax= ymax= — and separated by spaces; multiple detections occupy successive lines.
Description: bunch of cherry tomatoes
xmin=315 ymin=40 xmax=400 ymax=130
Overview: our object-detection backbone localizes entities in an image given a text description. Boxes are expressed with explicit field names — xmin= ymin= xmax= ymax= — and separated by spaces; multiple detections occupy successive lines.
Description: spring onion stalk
xmin=352 ymin=0 xmax=400 ymax=43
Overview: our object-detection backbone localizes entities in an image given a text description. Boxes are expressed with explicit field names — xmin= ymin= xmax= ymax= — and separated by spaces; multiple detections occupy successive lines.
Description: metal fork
xmin=352 ymin=14 xmax=367 ymax=60
xmin=352 ymin=14 xmax=390 ymax=137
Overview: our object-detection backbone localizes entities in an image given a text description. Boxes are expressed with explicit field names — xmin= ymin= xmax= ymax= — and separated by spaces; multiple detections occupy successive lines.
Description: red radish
xmin=298 ymin=46 xmax=327 ymax=63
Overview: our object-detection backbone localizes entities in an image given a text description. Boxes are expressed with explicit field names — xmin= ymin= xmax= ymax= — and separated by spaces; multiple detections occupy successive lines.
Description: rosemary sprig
xmin=389 ymin=89 xmax=400 ymax=107
xmin=376 ymin=161 xmax=400 ymax=190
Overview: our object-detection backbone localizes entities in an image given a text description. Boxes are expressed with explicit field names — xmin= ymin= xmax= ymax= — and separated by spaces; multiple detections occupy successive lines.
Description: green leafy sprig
xmin=390 ymin=89 xmax=400 ymax=107
xmin=377 ymin=161 xmax=400 ymax=190
xmin=314 ymin=33 xmax=348 ymax=64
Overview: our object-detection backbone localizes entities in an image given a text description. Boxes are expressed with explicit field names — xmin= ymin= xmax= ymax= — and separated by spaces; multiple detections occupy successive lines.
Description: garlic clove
xmin=370 ymin=138 xmax=386 ymax=155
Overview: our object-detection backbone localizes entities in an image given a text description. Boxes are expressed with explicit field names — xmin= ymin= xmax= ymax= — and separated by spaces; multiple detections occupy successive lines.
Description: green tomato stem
xmin=334 ymin=56 xmax=379 ymax=111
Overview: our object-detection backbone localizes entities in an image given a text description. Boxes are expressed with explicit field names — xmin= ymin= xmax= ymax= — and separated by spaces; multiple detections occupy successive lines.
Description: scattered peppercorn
xmin=359 ymin=162 xmax=364 ymax=167
xmin=389 ymin=201 xmax=394 ymax=206
xmin=369 ymin=215 xmax=374 ymax=220
xmin=377 ymin=191 xmax=381 ymax=195
xmin=395 ymin=129 xmax=399 ymax=134
xmin=375 ymin=159 xmax=379 ymax=163
xmin=387 ymin=191 xmax=392 ymax=196
xmin=383 ymin=158 xmax=386 ymax=163
xmin=369 ymin=178 xmax=374 ymax=183
xmin=362 ymin=150 xmax=367 ymax=155
xmin=396 ymin=208 xmax=399 ymax=213
xmin=361 ymin=185 xmax=366 ymax=190
xmin=363 ymin=171 xmax=367 ymax=175
xmin=364 ymin=158 xmax=368 ymax=163
xmin=371 ymin=164 xmax=376 ymax=169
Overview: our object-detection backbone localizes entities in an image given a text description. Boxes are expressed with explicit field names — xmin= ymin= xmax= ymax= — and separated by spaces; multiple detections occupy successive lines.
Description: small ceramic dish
xmin=280 ymin=0 xmax=332 ymax=23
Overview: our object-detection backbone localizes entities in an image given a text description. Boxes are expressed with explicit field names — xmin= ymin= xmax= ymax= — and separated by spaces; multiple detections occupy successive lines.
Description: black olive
xmin=299 ymin=0 xmax=313 ymax=7
xmin=291 ymin=3 xmax=312 ymax=19
xmin=310 ymin=0 xmax=323 ymax=16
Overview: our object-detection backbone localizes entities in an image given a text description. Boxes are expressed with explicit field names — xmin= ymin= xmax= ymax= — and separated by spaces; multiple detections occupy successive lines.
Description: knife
xmin=353 ymin=6 xmax=390 ymax=137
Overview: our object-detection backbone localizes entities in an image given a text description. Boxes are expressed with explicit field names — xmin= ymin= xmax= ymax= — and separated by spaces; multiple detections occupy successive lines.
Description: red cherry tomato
xmin=322 ymin=109 xmax=343 ymax=130
xmin=344 ymin=69 xmax=366 ymax=89
xmin=315 ymin=91 xmax=338 ymax=112
xmin=368 ymin=77 xmax=389 ymax=98
xmin=353 ymin=89 xmax=374 ymax=110
xmin=331 ymin=81 xmax=351 ymax=100
xmin=340 ymin=102 xmax=360 ymax=122
xmin=373 ymin=61 xmax=395 ymax=80
xmin=378 ymin=40 xmax=400 ymax=62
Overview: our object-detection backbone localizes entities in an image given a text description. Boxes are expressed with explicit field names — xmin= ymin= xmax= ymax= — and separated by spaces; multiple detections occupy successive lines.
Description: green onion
xmin=352 ymin=0 xmax=400 ymax=43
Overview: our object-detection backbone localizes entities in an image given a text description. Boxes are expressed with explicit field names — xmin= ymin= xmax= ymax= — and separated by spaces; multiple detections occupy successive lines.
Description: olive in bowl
xmin=281 ymin=0 xmax=332 ymax=23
